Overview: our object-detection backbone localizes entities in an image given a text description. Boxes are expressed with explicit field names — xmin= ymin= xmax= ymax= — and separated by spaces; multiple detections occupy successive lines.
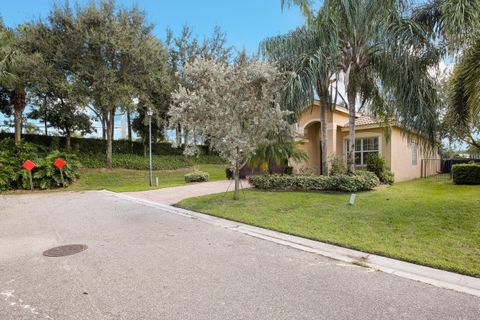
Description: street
xmin=1 ymin=191 xmax=479 ymax=319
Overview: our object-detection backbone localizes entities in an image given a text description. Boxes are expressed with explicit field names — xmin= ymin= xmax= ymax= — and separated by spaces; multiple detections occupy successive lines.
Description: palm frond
xmin=413 ymin=0 xmax=480 ymax=51
xmin=448 ymin=34 xmax=480 ymax=129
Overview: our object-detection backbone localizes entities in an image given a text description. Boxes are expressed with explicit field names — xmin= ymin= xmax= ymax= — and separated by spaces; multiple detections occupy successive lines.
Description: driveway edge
xmin=104 ymin=190 xmax=480 ymax=298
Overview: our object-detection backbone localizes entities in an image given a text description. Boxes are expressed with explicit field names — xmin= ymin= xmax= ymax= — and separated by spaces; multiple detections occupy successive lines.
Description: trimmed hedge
xmin=78 ymin=153 xmax=224 ymax=170
xmin=0 ymin=139 xmax=80 ymax=191
xmin=249 ymin=171 xmax=379 ymax=192
xmin=452 ymin=164 xmax=480 ymax=185
xmin=0 ymin=132 xmax=210 ymax=155
xmin=366 ymin=154 xmax=395 ymax=185
xmin=184 ymin=171 xmax=209 ymax=183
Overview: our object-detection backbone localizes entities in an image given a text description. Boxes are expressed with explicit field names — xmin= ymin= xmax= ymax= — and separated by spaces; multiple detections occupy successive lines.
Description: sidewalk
xmin=124 ymin=179 xmax=250 ymax=205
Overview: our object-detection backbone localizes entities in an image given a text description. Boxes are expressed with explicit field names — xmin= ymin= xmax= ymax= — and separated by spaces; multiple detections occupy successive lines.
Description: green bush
xmin=249 ymin=171 xmax=379 ymax=192
xmin=329 ymin=155 xmax=346 ymax=176
xmin=452 ymin=164 xmax=480 ymax=185
xmin=30 ymin=151 xmax=81 ymax=189
xmin=0 ymin=139 xmax=81 ymax=191
xmin=0 ymin=132 xmax=211 ymax=155
xmin=78 ymin=153 xmax=224 ymax=170
xmin=0 ymin=139 xmax=41 ymax=190
xmin=184 ymin=171 xmax=209 ymax=183
xmin=366 ymin=154 xmax=394 ymax=185
xmin=378 ymin=170 xmax=395 ymax=185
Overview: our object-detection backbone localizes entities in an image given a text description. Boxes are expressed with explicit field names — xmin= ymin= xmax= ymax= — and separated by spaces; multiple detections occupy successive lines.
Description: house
xmin=293 ymin=101 xmax=440 ymax=182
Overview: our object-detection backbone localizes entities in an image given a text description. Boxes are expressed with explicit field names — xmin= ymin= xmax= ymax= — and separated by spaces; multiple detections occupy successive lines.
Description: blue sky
xmin=1 ymin=0 xmax=306 ymax=138
xmin=1 ymin=0 xmax=305 ymax=55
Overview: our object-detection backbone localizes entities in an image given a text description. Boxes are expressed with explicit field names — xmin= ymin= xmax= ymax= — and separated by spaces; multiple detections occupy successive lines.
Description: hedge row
xmin=78 ymin=153 xmax=224 ymax=170
xmin=452 ymin=164 xmax=480 ymax=185
xmin=0 ymin=139 xmax=81 ymax=191
xmin=184 ymin=171 xmax=209 ymax=183
xmin=0 ymin=133 xmax=210 ymax=155
xmin=249 ymin=171 xmax=380 ymax=192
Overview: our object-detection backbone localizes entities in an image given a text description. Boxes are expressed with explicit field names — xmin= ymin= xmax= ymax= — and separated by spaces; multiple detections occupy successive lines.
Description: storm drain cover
xmin=43 ymin=244 xmax=88 ymax=257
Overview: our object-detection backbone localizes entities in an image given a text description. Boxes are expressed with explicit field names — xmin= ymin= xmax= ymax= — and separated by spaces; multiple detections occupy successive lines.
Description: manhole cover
xmin=43 ymin=244 xmax=88 ymax=257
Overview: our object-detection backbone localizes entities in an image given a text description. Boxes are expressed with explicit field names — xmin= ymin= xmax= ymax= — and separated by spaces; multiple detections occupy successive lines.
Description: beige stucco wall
xmin=294 ymin=103 xmax=440 ymax=182
xmin=303 ymin=122 xmax=320 ymax=174
xmin=296 ymin=103 xmax=350 ymax=173
xmin=389 ymin=127 xmax=440 ymax=182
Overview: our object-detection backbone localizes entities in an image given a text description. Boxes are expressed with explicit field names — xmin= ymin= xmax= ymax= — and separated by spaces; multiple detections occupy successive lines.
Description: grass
xmin=178 ymin=177 xmax=480 ymax=277
xmin=66 ymin=164 xmax=226 ymax=192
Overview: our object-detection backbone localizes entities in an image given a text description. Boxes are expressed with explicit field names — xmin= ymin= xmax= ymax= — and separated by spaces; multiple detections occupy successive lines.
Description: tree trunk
xmin=12 ymin=88 xmax=26 ymax=145
xmin=319 ymin=94 xmax=329 ymax=176
xmin=127 ymin=109 xmax=132 ymax=142
xmin=347 ymin=92 xmax=356 ymax=174
xmin=65 ymin=133 xmax=71 ymax=151
xmin=176 ymin=123 xmax=181 ymax=146
xmin=44 ymin=99 xmax=48 ymax=136
xmin=183 ymin=128 xmax=189 ymax=160
xmin=101 ymin=112 xmax=107 ymax=140
xmin=111 ymin=111 xmax=115 ymax=142
xmin=233 ymin=164 xmax=240 ymax=200
xmin=106 ymin=108 xmax=115 ymax=169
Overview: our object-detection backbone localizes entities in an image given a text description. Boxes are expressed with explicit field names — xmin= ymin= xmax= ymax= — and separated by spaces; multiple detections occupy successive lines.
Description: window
xmin=344 ymin=137 xmax=380 ymax=166
xmin=411 ymin=142 xmax=417 ymax=166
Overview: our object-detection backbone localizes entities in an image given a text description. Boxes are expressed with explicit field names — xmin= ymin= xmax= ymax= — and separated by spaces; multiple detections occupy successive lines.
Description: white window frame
xmin=344 ymin=136 xmax=381 ymax=167
xmin=411 ymin=142 xmax=417 ymax=166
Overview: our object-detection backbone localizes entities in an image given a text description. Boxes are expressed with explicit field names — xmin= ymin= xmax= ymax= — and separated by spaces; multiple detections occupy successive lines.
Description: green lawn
xmin=67 ymin=164 xmax=226 ymax=192
xmin=178 ymin=177 xmax=480 ymax=277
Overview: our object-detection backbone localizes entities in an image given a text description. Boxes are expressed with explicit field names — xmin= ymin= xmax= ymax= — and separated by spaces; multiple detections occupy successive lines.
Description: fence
xmin=421 ymin=158 xmax=480 ymax=178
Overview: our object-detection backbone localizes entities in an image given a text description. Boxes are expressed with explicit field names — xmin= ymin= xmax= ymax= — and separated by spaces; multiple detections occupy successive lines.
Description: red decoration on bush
xmin=54 ymin=158 xmax=66 ymax=169
xmin=22 ymin=160 xmax=36 ymax=171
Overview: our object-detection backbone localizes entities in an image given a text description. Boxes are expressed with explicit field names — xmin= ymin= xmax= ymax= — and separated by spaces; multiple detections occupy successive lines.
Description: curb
xmin=103 ymin=190 xmax=480 ymax=298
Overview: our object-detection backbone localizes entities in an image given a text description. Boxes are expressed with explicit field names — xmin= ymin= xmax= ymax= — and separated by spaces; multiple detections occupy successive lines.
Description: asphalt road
xmin=1 ymin=191 xmax=479 ymax=320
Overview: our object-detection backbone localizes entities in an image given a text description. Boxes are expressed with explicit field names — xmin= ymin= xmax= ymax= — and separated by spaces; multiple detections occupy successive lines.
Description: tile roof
xmin=343 ymin=114 xmax=380 ymax=127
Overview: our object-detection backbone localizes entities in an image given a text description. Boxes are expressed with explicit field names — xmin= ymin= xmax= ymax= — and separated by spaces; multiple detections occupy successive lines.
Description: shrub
xmin=328 ymin=171 xmax=379 ymax=192
xmin=249 ymin=171 xmax=379 ymax=192
xmin=185 ymin=171 xmax=209 ymax=183
xmin=0 ymin=132 xmax=211 ymax=155
xmin=0 ymin=139 xmax=81 ymax=191
xmin=30 ymin=151 xmax=81 ymax=189
xmin=78 ymin=153 xmax=224 ymax=170
xmin=378 ymin=170 xmax=395 ymax=185
xmin=329 ymin=155 xmax=346 ymax=176
xmin=366 ymin=154 xmax=395 ymax=185
xmin=452 ymin=164 xmax=480 ymax=185
xmin=284 ymin=166 xmax=294 ymax=175
xmin=0 ymin=139 xmax=41 ymax=190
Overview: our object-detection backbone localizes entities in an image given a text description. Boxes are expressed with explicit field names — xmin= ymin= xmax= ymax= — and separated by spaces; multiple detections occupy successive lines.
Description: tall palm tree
xmin=286 ymin=0 xmax=439 ymax=173
xmin=0 ymin=24 xmax=40 ymax=144
xmin=0 ymin=26 xmax=17 ymax=85
xmin=414 ymin=0 xmax=480 ymax=139
xmin=261 ymin=15 xmax=339 ymax=175
xmin=447 ymin=37 xmax=480 ymax=145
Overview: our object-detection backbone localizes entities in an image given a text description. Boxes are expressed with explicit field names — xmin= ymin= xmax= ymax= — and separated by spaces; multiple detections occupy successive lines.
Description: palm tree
xmin=286 ymin=0 xmax=439 ymax=173
xmin=261 ymin=17 xmax=339 ymax=175
xmin=0 ymin=24 xmax=40 ymax=144
xmin=248 ymin=131 xmax=308 ymax=174
xmin=447 ymin=38 xmax=480 ymax=147
xmin=413 ymin=0 xmax=480 ymax=53
xmin=414 ymin=0 xmax=480 ymax=139
xmin=0 ymin=26 xmax=17 ymax=85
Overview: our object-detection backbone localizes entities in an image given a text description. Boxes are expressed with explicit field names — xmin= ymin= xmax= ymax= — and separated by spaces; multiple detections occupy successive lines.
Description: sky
xmin=1 ymin=0 xmax=304 ymax=55
xmin=0 ymin=0 xmax=305 ymax=138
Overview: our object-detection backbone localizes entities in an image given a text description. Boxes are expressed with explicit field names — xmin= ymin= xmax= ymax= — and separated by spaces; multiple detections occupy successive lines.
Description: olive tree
xmin=169 ymin=57 xmax=289 ymax=200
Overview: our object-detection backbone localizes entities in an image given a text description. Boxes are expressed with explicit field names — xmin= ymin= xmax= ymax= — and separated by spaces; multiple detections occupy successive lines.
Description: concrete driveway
xmin=124 ymin=180 xmax=250 ymax=205
xmin=0 ymin=191 xmax=479 ymax=320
